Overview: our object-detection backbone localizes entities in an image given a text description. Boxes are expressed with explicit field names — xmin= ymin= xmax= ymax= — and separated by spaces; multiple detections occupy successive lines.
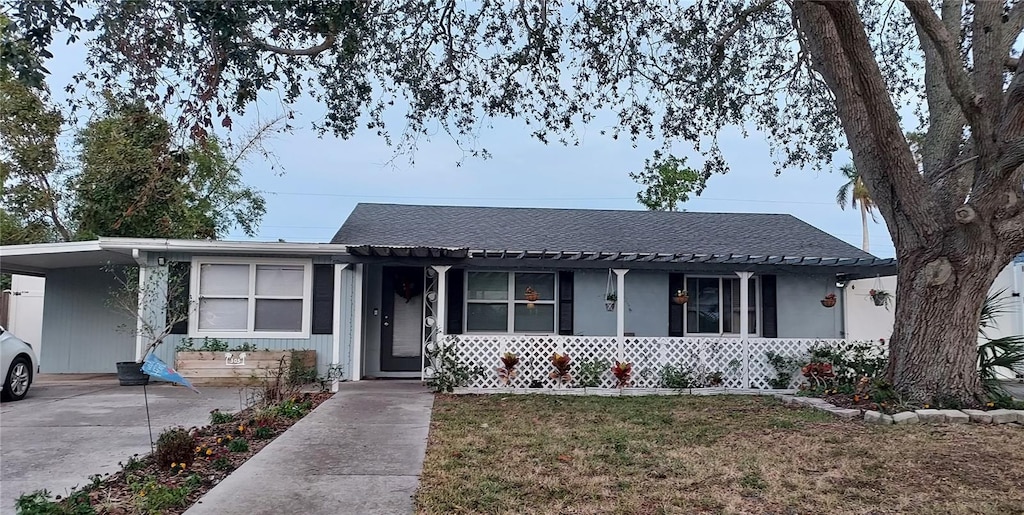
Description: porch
xmin=443 ymin=334 xmax=852 ymax=389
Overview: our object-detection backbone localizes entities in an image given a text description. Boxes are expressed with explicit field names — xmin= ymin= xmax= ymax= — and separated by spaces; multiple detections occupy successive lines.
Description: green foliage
xmin=154 ymin=428 xmax=195 ymax=468
xmin=0 ymin=71 xmax=69 ymax=244
xmin=72 ymin=94 xmax=265 ymax=240
xmin=765 ymin=351 xmax=802 ymax=389
xmin=119 ymin=454 xmax=145 ymax=473
xmin=273 ymin=399 xmax=313 ymax=419
xmin=575 ymin=358 xmax=607 ymax=388
xmin=253 ymin=426 xmax=274 ymax=440
xmin=209 ymin=410 xmax=235 ymax=425
xmin=14 ymin=490 xmax=95 ymax=515
xmin=286 ymin=351 xmax=318 ymax=385
xmin=976 ymin=290 xmax=1024 ymax=399
xmin=226 ymin=438 xmax=249 ymax=453
xmin=630 ymin=151 xmax=705 ymax=211
xmin=176 ymin=337 xmax=228 ymax=352
xmin=425 ymin=341 xmax=485 ymax=393
xmin=130 ymin=474 xmax=201 ymax=514
xmin=211 ymin=457 xmax=233 ymax=471
xmin=658 ymin=364 xmax=697 ymax=389
xmin=835 ymin=164 xmax=878 ymax=219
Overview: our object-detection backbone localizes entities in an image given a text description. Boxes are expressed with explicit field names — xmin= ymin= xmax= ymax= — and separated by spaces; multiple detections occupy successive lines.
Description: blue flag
xmin=142 ymin=353 xmax=199 ymax=393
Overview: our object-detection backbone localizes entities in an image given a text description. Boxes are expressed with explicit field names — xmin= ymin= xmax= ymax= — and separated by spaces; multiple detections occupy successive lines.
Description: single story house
xmin=0 ymin=204 xmax=896 ymax=389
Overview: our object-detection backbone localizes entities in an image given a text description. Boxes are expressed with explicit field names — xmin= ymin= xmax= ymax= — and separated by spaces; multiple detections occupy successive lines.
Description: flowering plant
xmin=611 ymin=361 xmax=633 ymax=388
xmin=496 ymin=352 xmax=520 ymax=385
xmin=549 ymin=353 xmax=572 ymax=384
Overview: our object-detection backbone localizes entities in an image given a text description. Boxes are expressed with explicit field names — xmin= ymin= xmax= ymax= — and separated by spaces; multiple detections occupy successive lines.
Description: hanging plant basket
xmin=821 ymin=293 xmax=837 ymax=308
xmin=869 ymin=288 xmax=892 ymax=309
xmin=605 ymin=300 xmax=616 ymax=311
xmin=672 ymin=289 xmax=689 ymax=305
xmin=524 ymin=286 xmax=539 ymax=302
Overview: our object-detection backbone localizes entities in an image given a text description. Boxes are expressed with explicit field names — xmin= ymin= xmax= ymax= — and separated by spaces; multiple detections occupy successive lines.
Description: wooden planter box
xmin=175 ymin=350 xmax=316 ymax=387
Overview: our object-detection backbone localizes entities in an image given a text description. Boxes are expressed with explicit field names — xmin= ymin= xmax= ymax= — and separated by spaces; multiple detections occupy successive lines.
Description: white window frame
xmin=188 ymin=256 xmax=313 ymax=339
xmin=464 ymin=270 xmax=558 ymax=334
xmin=683 ymin=275 xmax=761 ymax=337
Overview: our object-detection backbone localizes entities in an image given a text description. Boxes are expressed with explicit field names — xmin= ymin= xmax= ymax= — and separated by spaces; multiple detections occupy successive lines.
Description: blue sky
xmin=43 ymin=36 xmax=896 ymax=258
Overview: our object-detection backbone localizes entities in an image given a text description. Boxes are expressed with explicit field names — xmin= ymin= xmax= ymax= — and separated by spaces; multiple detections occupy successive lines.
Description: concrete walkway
xmin=185 ymin=381 xmax=434 ymax=515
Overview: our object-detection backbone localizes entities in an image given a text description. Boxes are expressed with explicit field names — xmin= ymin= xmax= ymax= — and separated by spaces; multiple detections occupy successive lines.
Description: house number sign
xmin=224 ymin=352 xmax=247 ymax=366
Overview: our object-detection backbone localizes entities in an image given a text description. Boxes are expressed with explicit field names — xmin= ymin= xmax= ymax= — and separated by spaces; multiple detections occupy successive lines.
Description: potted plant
xmin=496 ymin=352 xmax=520 ymax=386
xmin=821 ymin=293 xmax=837 ymax=308
xmin=868 ymin=289 xmax=892 ymax=308
xmin=611 ymin=361 xmax=633 ymax=388
xmin=524 ymin=286 xmax=539 ymax=302
xmin=107 ymin=263 xmax=192 ymax=386
xmin=605 ymin=292 xmax=617 ymax=311
xmin=672 ymin=289 xmax=689 ymax=305
xmin=549 ymin=352 xmax=572 ymax=385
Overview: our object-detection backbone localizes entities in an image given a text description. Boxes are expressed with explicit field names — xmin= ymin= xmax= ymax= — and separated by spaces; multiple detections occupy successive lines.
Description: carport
xmin=1 ymin=240 xmax=143 ymax=374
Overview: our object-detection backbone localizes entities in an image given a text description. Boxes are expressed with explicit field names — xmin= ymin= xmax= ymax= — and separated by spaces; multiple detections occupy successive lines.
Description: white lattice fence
xmin=446 ymin=335 xmax=875 ymax=389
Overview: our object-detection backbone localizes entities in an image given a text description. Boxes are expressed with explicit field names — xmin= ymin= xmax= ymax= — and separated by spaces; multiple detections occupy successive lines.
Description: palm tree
xmin=835 ymin=164 xmax=878 ymax=252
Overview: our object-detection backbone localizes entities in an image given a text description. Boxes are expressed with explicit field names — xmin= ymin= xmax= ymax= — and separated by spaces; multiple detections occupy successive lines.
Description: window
xmin=190 ymin=258 xmax=312 ymax=338
xmin=465 ymin=271 xmax=556 ymax=333
xmin=685 ymin=276 xmax=758 ymax=335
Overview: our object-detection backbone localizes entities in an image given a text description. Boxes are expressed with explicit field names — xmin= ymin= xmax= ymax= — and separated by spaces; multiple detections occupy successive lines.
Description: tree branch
xmin=247 ymin=34 xmax=337 ymax=56
xmin=714 ymin=0 xmax=779 ymax=59
xmin=1003 ymin=0 xmax=1024 ymax=51
xmin=902 ymin=0 xmax=982 ymax=127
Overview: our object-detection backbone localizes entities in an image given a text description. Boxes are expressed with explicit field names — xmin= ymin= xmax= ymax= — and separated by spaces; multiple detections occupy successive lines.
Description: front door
xmin=380 ymin=266 xmax=424 ymax=372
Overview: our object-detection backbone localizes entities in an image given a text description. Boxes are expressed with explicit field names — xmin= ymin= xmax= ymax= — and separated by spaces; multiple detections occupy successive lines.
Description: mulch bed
xmin=816 ymin=391 xmax=992 ymax=414
xmin=44 ymin=391 xmax=332 ymax=515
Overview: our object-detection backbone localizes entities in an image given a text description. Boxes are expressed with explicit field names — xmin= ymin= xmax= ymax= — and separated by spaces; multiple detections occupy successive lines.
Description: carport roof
xmin=0 ymin=238 xmax=349 ymax=276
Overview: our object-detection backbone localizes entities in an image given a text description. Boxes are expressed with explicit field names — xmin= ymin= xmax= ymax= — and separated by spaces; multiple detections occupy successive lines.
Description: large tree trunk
xmin=884 ymin=244 xmax=1006 ymax=404
xmin=796 ymin=1 xmax=1024 ymax=404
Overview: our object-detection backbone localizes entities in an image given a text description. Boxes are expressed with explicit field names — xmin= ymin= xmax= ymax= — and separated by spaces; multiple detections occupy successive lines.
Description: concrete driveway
xmin=0 ymin=376 xmax=240 ymax=514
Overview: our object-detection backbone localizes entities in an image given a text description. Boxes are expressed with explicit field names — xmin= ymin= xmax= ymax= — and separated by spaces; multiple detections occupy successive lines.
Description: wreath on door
xmin=393 ymin=270 xmax=424 ymax=303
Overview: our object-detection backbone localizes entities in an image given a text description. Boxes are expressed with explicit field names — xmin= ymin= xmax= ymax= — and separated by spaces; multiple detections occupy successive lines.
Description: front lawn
xmin=416 ymin=395 xmax=1024 ymax=514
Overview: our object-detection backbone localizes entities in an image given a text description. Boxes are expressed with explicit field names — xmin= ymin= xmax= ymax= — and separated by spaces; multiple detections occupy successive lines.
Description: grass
xmin=416 ymin=394 xmax=1024 ymax=514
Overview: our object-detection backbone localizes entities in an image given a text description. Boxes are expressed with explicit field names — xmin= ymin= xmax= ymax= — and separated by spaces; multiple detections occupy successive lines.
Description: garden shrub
xmin=658 ymin=363 xmax=697 ymax=389
xmin=154 ymin=427 xmax=195 ymax=468
xmin=209 ymin=410 xmax=235 ymax=424
xmin=576 ymin=358 xmax=607 ymax=387
xmin=227 ymin=438 xmax=250 ymax=452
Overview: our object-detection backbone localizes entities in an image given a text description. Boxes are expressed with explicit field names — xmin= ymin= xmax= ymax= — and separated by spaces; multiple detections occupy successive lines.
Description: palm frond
xmin=979 ymin=289 xmax=1010 ymax=339
xmin=835 ymin=183 xmax=850 ymax=209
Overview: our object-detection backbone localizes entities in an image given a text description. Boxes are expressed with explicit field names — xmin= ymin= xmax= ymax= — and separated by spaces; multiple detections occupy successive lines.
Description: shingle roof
xmin=332 ymin=204 xmax=879 ymax=260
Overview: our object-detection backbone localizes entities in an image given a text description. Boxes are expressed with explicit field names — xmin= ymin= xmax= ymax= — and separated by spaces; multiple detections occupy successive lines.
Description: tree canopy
xmin=0 ymin=81 xmax=267 ymax=243
xmin=5 ymin=0 xmax=1024 ymax=402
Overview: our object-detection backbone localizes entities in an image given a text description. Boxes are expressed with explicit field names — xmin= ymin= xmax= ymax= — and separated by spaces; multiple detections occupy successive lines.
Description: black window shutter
xmin=668 ymin=273 xmax=685 ymax=336
xmin=168 ymin=262 xmax=190 ymax=335
xmin=761 ymin=274 xmax=778 ymax=338
xmin=558 ymin=271 xmax=574 ymax=335
xmin=311 ymin=265 xmax=335 ymax=335
xmin=446 ymin=269 xmax=464 ymax=334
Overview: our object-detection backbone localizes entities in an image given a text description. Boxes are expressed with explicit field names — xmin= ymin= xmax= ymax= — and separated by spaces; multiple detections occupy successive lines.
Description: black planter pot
xmin=116 ymin=361 xmax=149 ymax=386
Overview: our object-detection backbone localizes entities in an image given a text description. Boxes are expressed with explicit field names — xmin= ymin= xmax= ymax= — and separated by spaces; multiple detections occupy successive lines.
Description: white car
xmin=1 ymin=325 xmax=36 ymax=401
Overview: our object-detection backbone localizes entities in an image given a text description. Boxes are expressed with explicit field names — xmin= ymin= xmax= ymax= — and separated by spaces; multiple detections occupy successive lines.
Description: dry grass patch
xmin=416 ymin=394 xmax=1024 ymax=515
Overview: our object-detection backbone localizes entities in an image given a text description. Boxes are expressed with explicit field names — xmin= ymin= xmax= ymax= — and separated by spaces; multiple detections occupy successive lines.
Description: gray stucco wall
xmin=776 ymin=274 xmax=844 ymax=338
xmin=572 ymin=270 xmax=669 ymax=337
xmin=40 ymin=266 xmax=137 ymax=373
xmin=39 ymin=254 xmax=352 ymax=376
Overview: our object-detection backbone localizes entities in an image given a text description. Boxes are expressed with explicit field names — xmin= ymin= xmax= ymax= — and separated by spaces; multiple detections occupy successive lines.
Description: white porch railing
xmin=444 ymin=334 xmax=875 ymax=389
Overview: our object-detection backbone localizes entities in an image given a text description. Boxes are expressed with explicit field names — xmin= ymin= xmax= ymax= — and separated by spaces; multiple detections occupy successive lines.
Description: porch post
xmin=612 ymin=269 xmax=629 ymax=361
xmin=134 ymin=260 xmax=148 ymax=362
xmin=350 ymin=264 xmax=364 ymax=383
xmin=736 ymin=271 xmax=753 ymax=389
xmin=431 ymin=265 xmax=452 ymax=381
xmin=331 ymin=263 xmax=348 ymax=392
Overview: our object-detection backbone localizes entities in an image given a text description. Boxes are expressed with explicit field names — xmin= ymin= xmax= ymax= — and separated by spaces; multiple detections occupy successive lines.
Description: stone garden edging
xmin=772 ymin=393 xmax=1024 ymax=426
xmin=449 ymin=388 xmax=1024 ymax=426
xmin=450 ymin=387 xmax=795 ymax=396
